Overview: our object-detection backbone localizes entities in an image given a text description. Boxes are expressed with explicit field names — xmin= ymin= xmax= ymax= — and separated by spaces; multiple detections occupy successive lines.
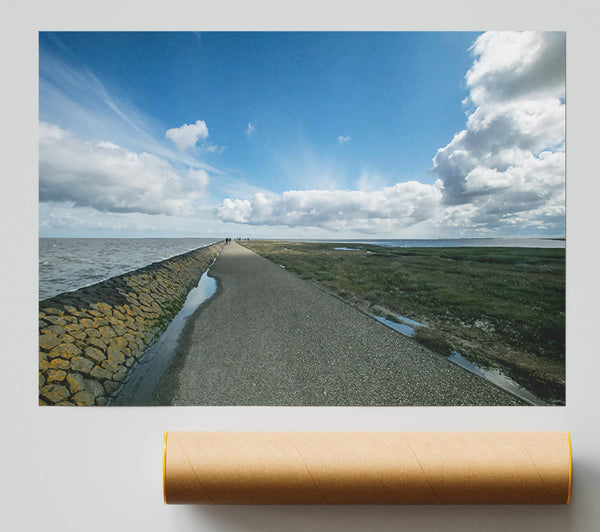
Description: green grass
xmin=242 ymin=240 xmax=565 ymax=404
xmin=152 ymin=294 xmax=187 ymax=335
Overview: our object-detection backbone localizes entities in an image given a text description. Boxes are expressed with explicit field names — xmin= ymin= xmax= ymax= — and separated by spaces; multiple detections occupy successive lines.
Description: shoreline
xmin=39 ymin=243 xmax=222 ymax=406
xmin=39 ymin=238 xmax=220 ymax=301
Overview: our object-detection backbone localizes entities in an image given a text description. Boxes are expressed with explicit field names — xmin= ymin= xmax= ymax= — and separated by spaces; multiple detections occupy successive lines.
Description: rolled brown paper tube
xmin=163 ymin=431 xmax=572 ymax=505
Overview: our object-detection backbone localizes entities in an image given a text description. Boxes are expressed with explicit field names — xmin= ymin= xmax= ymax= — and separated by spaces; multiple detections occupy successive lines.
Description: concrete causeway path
xmin=157 ymin=242 xmax=522 ymax=406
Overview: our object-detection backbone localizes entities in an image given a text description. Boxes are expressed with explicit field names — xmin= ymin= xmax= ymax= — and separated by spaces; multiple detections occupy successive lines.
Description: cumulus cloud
xmin=432 ymin=31 xmax=565 ymax=232
xmin=337 ymin=135 xmax=350 ymax=143
xmin=40 ymin=122 xmax=209 ymax=216
xmin=165 ymin=119 xmax=209 ymax=150
xmin=216 ymin=181 xmax=443 ymax=232
xmin=466 ymin=32 xmax=566 ymax=104
xmin=246 ymin=122 xmax=255 ymax=136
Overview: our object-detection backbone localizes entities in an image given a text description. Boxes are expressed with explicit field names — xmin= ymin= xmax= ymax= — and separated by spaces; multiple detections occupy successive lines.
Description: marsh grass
xmin=243 ymin=240 xmax=565 ymax=404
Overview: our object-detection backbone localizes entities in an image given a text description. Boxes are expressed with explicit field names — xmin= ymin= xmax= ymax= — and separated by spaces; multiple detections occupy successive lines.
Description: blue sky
xmin=39 ymin=31 xmax=565 ymax=238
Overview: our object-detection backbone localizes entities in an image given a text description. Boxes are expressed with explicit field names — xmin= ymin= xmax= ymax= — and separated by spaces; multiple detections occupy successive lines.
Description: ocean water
xmin=39 ymin=237 xmax=220 ymax=301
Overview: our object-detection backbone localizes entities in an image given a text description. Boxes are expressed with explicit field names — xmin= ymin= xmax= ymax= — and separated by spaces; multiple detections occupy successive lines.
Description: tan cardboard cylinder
xmin=163 ymin=431 xmax=572 ymax=505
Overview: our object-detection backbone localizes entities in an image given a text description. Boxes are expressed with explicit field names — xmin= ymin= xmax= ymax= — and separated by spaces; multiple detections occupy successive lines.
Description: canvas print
xmin=38 ymin=31 xmax=565 ymax=406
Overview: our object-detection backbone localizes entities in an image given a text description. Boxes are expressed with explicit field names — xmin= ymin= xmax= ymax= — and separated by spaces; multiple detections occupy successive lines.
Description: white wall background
xmin=2 ymin=1 xmax=599 ymax=530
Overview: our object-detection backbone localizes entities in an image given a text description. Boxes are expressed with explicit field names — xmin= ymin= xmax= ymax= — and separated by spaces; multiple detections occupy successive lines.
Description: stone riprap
xmin=39 ymin=243 xmax=221 ymax=406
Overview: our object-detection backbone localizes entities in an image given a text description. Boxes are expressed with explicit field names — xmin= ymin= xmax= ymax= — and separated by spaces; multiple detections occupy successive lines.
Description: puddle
xmin=334 ymin=247 xmax=360 ymax=251
xmin=395 ymin=314 xmax=422 ymax=327
xmin=373 ymin=314 xmax=424 ymax=337
xmin=373 ymin=313 xmax=545 ymax=405
xmin=112 ymin=267 xmax=218 ymax=405
xmin=448 ymin=351 xmax=546 ymax=405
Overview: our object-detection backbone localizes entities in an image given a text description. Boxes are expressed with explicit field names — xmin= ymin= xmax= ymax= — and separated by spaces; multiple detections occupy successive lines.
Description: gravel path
xmin=158 ymin=242 xmax=523 ymax=406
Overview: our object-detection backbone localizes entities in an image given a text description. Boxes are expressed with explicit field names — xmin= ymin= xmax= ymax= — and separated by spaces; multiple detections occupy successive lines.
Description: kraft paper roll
xmin=163 ymin=431 xmax=572 ymax=505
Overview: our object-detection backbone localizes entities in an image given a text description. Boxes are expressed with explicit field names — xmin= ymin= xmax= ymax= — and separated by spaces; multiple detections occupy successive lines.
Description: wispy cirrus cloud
xmin=337 ymin=135 xmax=350 ymax=143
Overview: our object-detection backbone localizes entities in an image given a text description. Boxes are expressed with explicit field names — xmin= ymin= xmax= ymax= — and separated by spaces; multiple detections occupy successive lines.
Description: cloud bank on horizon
xmin=39 ymin=31 xmax=565 ymax=238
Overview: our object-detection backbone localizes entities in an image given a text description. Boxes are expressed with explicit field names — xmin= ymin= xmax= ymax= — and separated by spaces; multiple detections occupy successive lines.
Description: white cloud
xmin=216 ymin=198 xmax=253 ymax=224
xmin=40 ymin=122 xmax=209 ymax=216
xmin=337 ymin=135 xmax=351 ymax=143
xmin=216 ymin=181 xmax=443 ymax=233
xmin=466 ymin=32 xmax=565 ymax=104
xmin=246 ymin=122 xmax=255 ymax=136
xmin=432 ymin=31 xmax=565 ymax=232
xmin=165 ymin=119 xmax=209 ymax=150
xmin=205 ymin=144 xmax=225 ymax=154
xmin=187 ymin=167 xmax=210 ymax=190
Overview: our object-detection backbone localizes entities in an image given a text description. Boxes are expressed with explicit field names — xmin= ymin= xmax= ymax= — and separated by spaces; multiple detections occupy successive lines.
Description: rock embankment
xmin=39 ymin=243 xmax=221 ymax=406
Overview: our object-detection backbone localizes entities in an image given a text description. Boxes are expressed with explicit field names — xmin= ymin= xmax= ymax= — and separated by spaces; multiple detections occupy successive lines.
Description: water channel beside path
xmin=112 ymin=265 xmax=218 ymax=405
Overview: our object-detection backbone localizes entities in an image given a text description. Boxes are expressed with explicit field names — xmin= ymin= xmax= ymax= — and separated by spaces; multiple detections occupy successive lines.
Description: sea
xmin=39 ymin=237 xmax=564 ymax=301
xmin=39 ymin=238 xmax=220 ymax=301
